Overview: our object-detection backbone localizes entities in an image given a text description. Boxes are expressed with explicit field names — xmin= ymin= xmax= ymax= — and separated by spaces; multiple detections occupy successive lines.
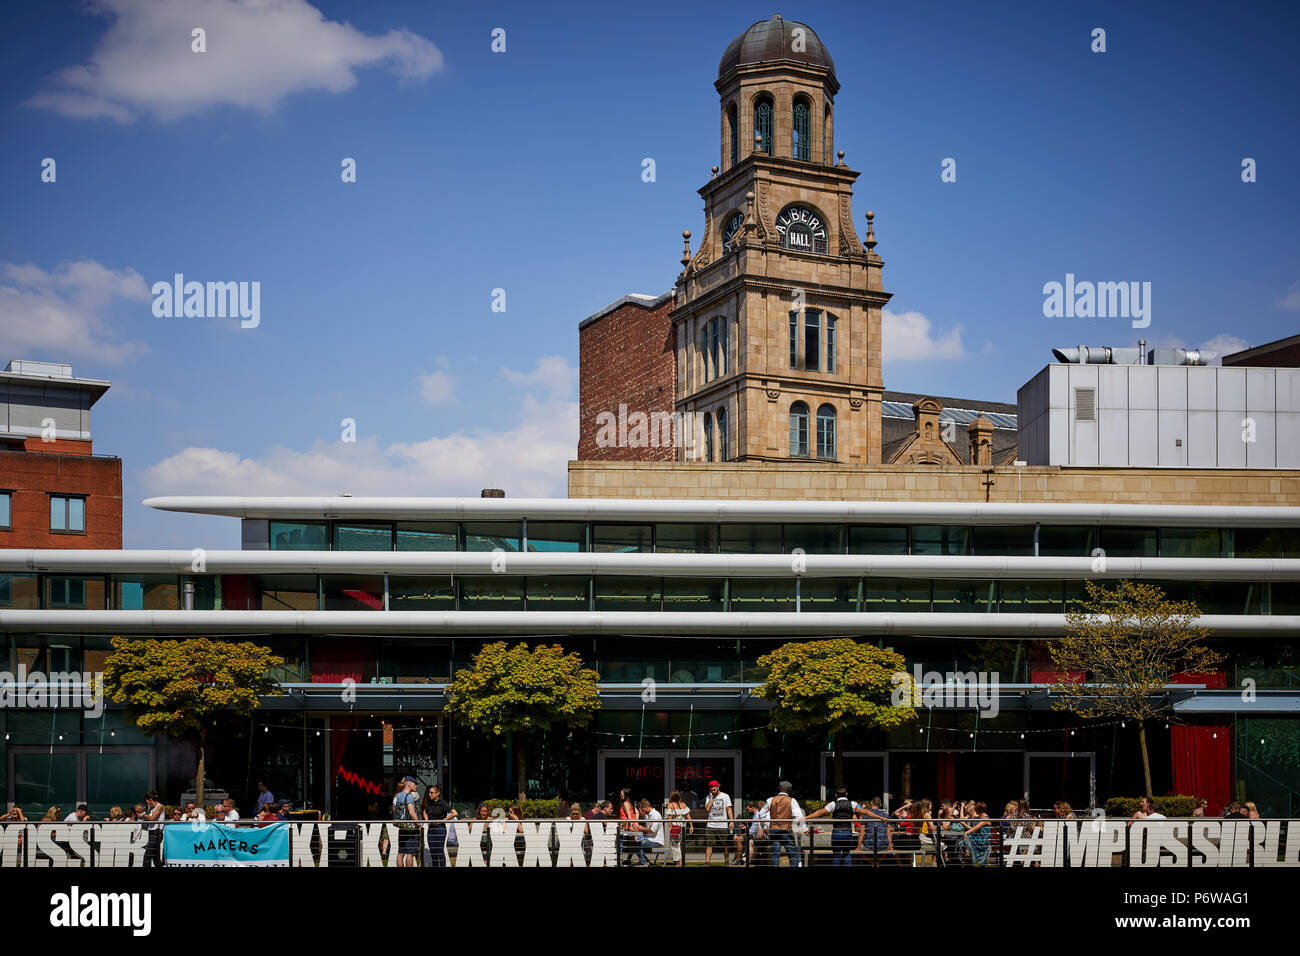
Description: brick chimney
xmin=967 ymin=413 xmax=994 ymax=466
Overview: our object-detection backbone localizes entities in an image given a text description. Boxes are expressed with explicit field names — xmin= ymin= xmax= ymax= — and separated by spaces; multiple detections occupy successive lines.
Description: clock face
xmin=721 ymin=212 xmax=743 ymax=253
xmin=775 ymin=204 xmax=828 ymax=254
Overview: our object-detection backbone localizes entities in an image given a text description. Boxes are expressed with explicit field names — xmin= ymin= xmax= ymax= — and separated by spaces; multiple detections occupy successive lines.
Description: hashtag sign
xmin=1002 ymin=823 xmax=1056 ymax=866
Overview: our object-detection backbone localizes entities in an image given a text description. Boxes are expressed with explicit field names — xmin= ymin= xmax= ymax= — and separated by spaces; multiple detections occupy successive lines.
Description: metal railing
xmin=0 ymin=817 xmax=1294 ymax=868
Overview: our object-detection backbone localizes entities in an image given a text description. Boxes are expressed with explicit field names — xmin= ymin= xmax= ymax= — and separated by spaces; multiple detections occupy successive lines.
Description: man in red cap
xmin=702 ymin=779 xmax=736 ymax=865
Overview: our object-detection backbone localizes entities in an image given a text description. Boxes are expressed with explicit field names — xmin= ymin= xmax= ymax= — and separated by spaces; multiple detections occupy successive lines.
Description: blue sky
xmin=1 ymin=0 xmax=1297 ymax=547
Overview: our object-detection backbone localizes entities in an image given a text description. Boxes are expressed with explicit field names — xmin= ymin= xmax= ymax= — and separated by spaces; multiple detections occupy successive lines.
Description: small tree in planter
xmin=1049 ymin=580 xmax=1224 ymax=798
xmin=753 ymin=639 xmax=916 ymax=789
xmin=445 ymin=642 xmax=601 ymax=801
xmin=102 ymin=637 xmax=283 ymax=807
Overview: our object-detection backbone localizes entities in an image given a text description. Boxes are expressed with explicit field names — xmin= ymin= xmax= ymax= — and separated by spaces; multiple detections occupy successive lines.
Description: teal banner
xmin=164 ymin=822 xmax=289 ymax=867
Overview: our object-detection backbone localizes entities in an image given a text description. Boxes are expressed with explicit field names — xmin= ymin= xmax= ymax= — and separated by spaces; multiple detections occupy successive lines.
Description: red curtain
xmin=329 ymin=718 xmax=354 ymax=777
xmin=936 ymin=753 xmax=956 ymax=802
xmin=1171 ymin=723 xmax=1231 ymax=815
xmin=221 ymin=574 xmax=252 ymax=610
xmin=310 ymin=640 xmax=371 ymax=683
xmin=1171 ymin=672 xmax=1227 ymax=689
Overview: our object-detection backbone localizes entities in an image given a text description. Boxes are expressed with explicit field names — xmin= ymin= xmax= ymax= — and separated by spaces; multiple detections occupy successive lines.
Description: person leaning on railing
xmin=804 ymin=787 xmax=861 ymax=867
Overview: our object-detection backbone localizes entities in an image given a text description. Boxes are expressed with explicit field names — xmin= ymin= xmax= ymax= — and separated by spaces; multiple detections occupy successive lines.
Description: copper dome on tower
xmin=718 ymin=14 xmax=836 ymax=79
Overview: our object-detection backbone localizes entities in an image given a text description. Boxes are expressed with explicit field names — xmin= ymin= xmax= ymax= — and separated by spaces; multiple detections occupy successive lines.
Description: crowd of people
xmin=385 ymin=775 xmax=1040 ymax=867
xmin=5 ymin=778 xmax=1268 ymax=868
xmin=1 ymin=779 xmax=305 ymax=867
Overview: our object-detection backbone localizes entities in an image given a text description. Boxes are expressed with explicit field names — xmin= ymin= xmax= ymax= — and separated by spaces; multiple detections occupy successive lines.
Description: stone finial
xmin=836 ymin=149 xmax=846 ymax=167
xmin=681 ymin=229 xmax=692 ymax=268
xmin=864 ymin=210 xmax=877 ymax=251
xmin=711 ymin=165 xmax=719 ymax=179
xmin=742 ymin=190 xmax=757 ymax=235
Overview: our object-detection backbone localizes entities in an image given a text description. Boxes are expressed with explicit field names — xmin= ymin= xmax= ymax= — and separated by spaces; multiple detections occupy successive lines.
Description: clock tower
xmin=673 ymin=14 xmax=890 ymax=464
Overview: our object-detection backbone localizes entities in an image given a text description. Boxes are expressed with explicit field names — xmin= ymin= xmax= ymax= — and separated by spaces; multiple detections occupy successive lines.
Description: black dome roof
xmin=718 ymin=14 xmax=835 ymax=79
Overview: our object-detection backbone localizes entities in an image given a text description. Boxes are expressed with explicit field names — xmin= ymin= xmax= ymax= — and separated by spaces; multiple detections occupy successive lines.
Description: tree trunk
xmin=196 ymin=727 xmax=206 ymax=810
xmin=515 ymin=742 xmax=527 ymax=802
xmin=1138 ymin=722 xmax=1153 ymax=798
xmin=833 ymin=732 xmax=844 ymax=790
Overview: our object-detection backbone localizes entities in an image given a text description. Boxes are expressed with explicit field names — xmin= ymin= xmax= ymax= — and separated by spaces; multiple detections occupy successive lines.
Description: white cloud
xmin=26 ymin=0 xmax=443 ymax=122
xmin=140 ymin=357 xmax=578 ymax=499
xmin=1198 ymin=334 xmax=1250 ymax=364
xmin=418 ymin=357 xmax=457 ymax=404
xmin=418 ymin=370 xmax=456 ymax=404
xmin=883 ymin=309 xmax=967 ymax=361
xmin=1278 ymin=284 xmax=1300 ymax=311
xmin=500 ymin=354 xmax=578 ymax=397
xmin=0 ymin=260 xmax=151 ymax=363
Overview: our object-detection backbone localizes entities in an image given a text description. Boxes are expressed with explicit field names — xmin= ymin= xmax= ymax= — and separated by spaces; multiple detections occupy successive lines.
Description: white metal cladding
xmin=4 ymin=550 xmax=1300 ymax=580
xmin=1018 ymin=364 xmax=1300 ymax=468
xmin=0 ymin=609 xmax=1294 ymax=636
xmin=143 ymin=496 xmax=1300 ymax=526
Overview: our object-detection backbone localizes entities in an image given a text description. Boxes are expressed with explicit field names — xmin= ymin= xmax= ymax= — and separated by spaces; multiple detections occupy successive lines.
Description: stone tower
xmin=672 ymin=14 xmax=890 ymax=464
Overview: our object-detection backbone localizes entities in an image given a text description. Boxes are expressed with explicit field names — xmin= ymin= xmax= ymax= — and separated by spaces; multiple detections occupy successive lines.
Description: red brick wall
xmin=0 ymin=450 xmax=122 ymax=549
xmin=578 ymin=299 xmax=678 ymax=461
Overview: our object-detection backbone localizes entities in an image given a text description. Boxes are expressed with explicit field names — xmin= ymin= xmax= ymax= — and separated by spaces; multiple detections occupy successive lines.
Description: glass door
xmin=597 ymin=749 xmax=670 ymax=806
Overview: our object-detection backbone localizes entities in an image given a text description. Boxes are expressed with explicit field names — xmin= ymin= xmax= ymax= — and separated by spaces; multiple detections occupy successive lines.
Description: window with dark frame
xmin=804 ymin=310 xmax=820 ymax=371
xmin=49 ymin=494 xmax=86 ymax=534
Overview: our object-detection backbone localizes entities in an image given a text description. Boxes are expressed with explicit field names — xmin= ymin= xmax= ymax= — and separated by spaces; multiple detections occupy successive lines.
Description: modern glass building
xmin=2 ymin=495 xmax=1298 ymax=818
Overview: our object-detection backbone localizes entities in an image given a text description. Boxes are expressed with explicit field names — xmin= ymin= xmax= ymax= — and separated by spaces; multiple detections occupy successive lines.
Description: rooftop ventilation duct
xmin=1147 ymin=348 xmax=1205 ymax=366
xmin=1051 ymin=346 xmax=1143 ymax=365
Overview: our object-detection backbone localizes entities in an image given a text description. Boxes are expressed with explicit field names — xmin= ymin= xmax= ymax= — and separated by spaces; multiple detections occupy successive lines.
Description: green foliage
xmin=101 ymin=637 xmax=284 ymax=737
xmin=1105 ymin=795 xmax=1198 ymax=817
xmin=478 ymin=799 xmax=564 ymax=817
xmin=444 ymin=642 xmax=601 ymax=736
xmin=1243 ymin=719 xmax=1300 ymax=770
xmin=751 ymin=639 xmax=915 ymax=735
xmin=1050 ymin=580 xmax=1224 ymax=721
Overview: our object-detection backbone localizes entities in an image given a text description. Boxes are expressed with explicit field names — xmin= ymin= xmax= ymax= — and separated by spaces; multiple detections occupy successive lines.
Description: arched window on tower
xmin=793 ymin=98 xmax=810 ymax=161
xmin=717 ymin=406 xmax=729 ymax=462
xmin=728 ymin=104 xmax=739 ymax=169
xmin=789 ymin=402 xmax=810 ymax=458
xmin=754 ymin=96 xmax=774 ymax=155
xmin=817 ymin=404 xmax=837 ymax=460
xmin=704 ymin=412 xmax=714 ymax=463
